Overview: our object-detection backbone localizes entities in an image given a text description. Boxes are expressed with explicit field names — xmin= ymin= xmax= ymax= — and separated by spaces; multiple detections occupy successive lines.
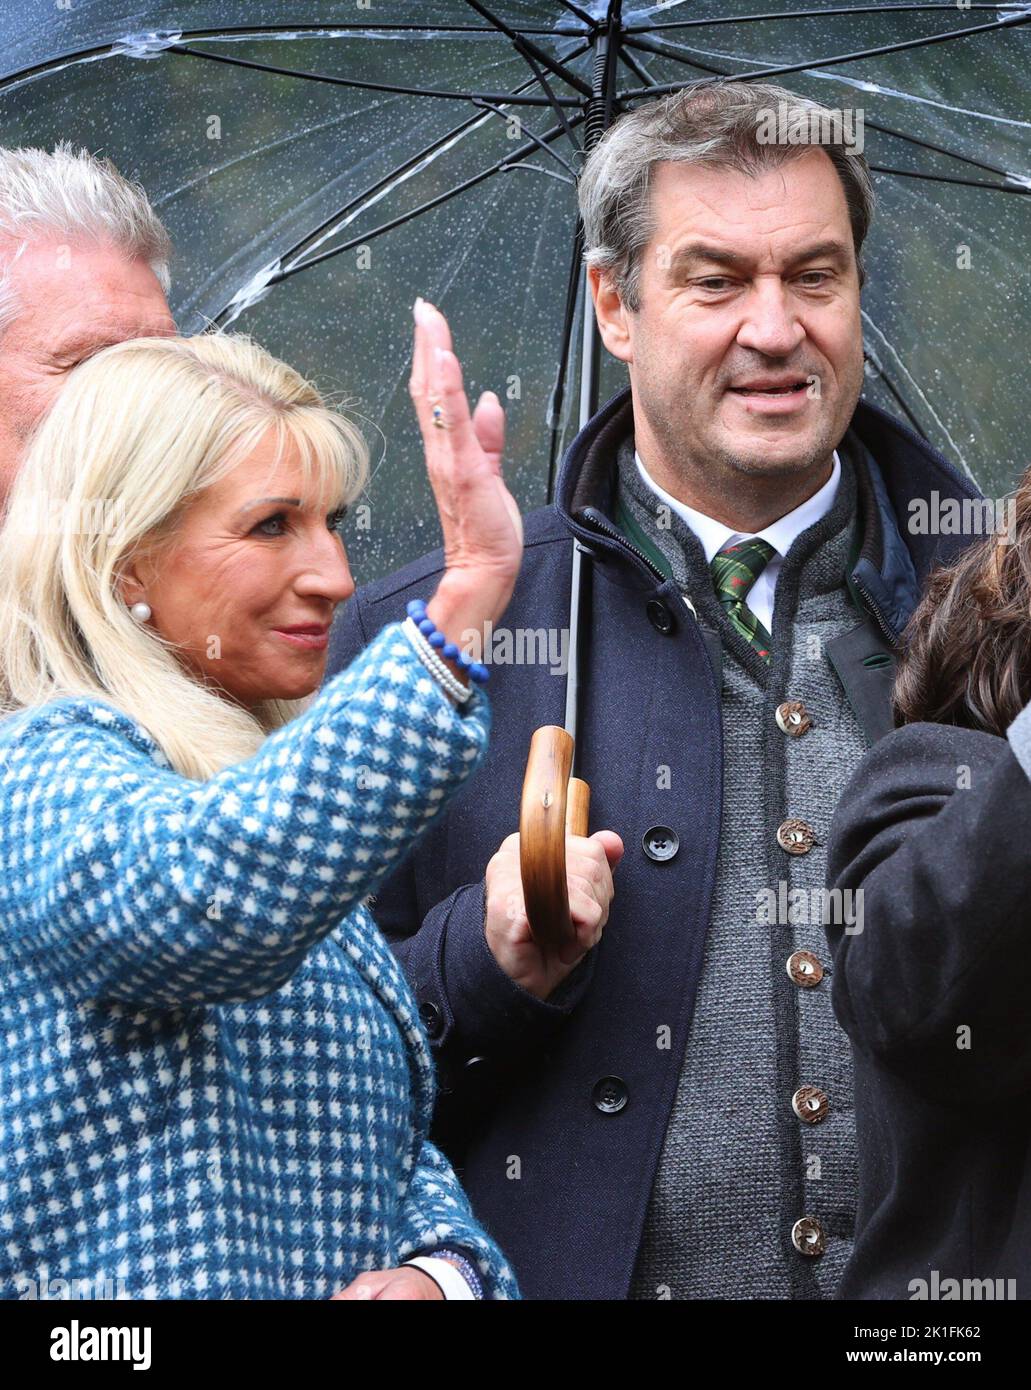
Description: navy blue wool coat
xmin=328 ymin=386 xmax=982 ymax=1300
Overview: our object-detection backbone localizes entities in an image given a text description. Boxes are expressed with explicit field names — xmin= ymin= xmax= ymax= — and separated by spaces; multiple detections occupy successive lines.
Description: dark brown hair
xmin=579 ymin=80 xmax=875 ymax=312
xmin=893 ymin=485 xmax=1031 ymax=736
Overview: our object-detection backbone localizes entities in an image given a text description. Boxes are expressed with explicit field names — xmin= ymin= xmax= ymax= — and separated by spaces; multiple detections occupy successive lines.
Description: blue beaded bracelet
xmin=406 ymin=598 xmax=489 ymax=684
xmin=431 ymin=1246 xmax=485 ymax=1300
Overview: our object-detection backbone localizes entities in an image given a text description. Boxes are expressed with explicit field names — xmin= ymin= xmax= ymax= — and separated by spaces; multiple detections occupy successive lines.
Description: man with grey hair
xmin=0 ymin=142 xmax=175 ymax=503
xmin=328 ymin=81 xmax=984 ymax=1299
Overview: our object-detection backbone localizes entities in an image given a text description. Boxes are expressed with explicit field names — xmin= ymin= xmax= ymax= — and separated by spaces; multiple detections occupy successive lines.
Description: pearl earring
xmin=130 ymin=602 xmax=152 ymax=623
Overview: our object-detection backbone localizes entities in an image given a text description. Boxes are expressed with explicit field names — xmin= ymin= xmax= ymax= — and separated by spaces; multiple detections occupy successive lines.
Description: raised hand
xmin=409 ymin=298 xmax=523 ymax=666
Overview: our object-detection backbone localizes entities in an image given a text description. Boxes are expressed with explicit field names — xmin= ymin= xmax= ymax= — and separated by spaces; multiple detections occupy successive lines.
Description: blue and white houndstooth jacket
xmin=0 ymin=621 xmax=519 ymax=1300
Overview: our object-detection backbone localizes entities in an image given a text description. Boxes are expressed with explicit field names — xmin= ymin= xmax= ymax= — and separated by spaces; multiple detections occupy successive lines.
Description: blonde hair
xmin=0 ymin=332 xmax=368 ymax=779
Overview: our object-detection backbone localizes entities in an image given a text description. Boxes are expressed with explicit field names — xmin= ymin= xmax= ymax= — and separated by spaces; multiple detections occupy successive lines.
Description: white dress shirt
xmin=633 ymin=449 xmax=842 ymax=638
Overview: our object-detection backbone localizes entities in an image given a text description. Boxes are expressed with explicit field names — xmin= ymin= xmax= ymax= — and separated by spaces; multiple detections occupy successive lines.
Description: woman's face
xmin=122 ymin=429 xmax=356 ymax=708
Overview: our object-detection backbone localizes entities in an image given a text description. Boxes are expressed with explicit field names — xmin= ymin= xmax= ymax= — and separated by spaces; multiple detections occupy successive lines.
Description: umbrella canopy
xmin=2 ymin=1 xmax=1029 ymax=584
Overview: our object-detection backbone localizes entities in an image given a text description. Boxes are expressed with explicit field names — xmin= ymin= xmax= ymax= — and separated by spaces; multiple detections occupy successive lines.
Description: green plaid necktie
xmin=710 ymin=537 xmax=776 ymax=661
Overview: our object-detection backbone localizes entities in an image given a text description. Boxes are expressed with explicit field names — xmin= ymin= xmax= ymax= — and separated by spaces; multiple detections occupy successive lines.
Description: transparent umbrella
xmin=3 ymin=0 xmax=1028 ymax=942
xmin=2 ymin=0 xmax=1029 ymax=583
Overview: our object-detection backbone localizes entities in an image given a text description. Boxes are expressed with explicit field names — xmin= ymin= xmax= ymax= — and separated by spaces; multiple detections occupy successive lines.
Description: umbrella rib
xmin=555 ymin=0 xmax=599 ymax=25
xmin=627 ymin=4 xmax=1016 ymax=33
xmin=616 ymin=45 xmax=661 ymax=88
xmin=622 ymin=35 xmax=727 ymax=77
xmin=168 ymin=41 xmax=579 ymax=106
xmin=460 ymin=0 xmax=593 ymax=96
xmin=473 ymin=100 xmax=581 ymax=176
xmin=484 ymin=29 xmax=585 ymax=152
xmin=621 ymin=36 xmax=1027 ymax=184
xmin=0 ymin=23 xmax=586 ymax=93
xmin=617 ymin=10 xmax=1031 ymax=96
xmin=863 ymin=313 xmax=975 ymax=476
xmin=869 ymin=163 xmax=1030 ymax=192
xmin=863 ymin=352 xmax=930 ymax=440
xmin=500 ymin=162 xmax=576 ymax=185
xmin=516 ymin=57 xmax=583 ymax=152
xmin=862 ymin=117 xmax=1027 ymax=183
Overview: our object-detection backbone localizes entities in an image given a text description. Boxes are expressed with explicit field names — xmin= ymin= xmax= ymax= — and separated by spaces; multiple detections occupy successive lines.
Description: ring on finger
xmin=430 ymin=401 xmax=448 ymax=430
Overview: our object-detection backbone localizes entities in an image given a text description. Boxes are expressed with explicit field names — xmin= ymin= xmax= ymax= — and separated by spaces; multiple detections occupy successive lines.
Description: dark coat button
xmin=775 ymin=700 xmax=813 ymax=736
xmin=419 ymin=1001 xmax=443 ymax=1038
xmin=592 ymin=1076 xmax=629 ymax=1114
xmin=643 ymin=825 xmax=679 ymax=862
xmin=646 ymin=599 xmax=675 ymax=634
xmin=786 ymin=950 xmax=824 ymax=988
xmin=463 ymin=1055 xmax=494 ymax=1099
xmin=791 ymin=1216 xmax=826 ymax=1257
xmin=777 ymin=818 xmax=817 ymax=855
xmin=792 ymin=1085 xmax=830 ymax=1124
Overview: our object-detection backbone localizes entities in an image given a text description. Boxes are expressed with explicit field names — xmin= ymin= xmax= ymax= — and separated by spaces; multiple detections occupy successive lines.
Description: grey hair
xmin=0 ymin=141 xmax=172 ymax=335
xmin=579 ymin=81 xmax=875 ymax=310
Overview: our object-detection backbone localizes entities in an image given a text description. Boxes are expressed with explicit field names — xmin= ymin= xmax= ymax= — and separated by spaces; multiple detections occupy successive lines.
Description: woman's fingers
xmin=430 ymin=344 xmax=479 ymax=469
xmin=410 ymin=295 xmax=453 ymax=377
xmin=408 ymin=298 xmax=447 ymax=449
xmin=409 ymin=299 xmax=457 ymax=445
xmin=472 ymin=390 xmax=505 ymax=473
xmin=411 ymin=302 xmax=489 ymax=496
xmin=410 ymin=295 xmax=522 ymax=626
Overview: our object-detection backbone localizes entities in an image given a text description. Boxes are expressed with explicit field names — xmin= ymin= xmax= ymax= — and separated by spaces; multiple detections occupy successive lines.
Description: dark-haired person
xmin=327 ymin=79 xmax=986 ymax=1300
xmin=825 ymin=514 xmax=1031 ymax=1299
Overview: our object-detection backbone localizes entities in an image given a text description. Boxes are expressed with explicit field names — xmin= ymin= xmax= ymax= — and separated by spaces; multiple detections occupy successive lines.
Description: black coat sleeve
xmin=824 ymin=717 xmax=1031 ymax=1108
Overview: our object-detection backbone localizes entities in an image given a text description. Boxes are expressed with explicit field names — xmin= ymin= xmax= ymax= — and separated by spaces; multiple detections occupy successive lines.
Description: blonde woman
xmin=0 ymin=302 xmax=521 ymax=1300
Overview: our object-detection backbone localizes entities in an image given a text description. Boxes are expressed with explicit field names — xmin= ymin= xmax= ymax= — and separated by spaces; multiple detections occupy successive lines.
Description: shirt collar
xmin=633 ymin=447 xmax=841 ymax=566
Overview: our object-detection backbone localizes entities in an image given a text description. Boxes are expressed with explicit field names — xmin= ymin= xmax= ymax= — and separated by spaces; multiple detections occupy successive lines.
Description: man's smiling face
xmin=593 ymin=148 xmax=866 ymax=507
xmin=0 ymin=238 xmax=175 ymax=498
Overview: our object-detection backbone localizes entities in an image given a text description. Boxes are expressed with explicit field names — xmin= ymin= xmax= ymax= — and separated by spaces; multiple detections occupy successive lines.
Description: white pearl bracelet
xmin=401 ymin=618 xmax=472 ymax=705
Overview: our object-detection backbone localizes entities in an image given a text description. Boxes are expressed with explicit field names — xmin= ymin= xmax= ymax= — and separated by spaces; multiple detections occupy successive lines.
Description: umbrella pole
xmin=517 ymin=4 xmax=623 ymax=950
xmin=565 ymin=0 xmax=622 ymax=764
xmin=563 ymin=276 xmax=599 ymax=747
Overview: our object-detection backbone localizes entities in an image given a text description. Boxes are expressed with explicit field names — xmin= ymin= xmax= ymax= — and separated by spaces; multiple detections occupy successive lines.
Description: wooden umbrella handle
xmin=519 ymin=725 xmax=591 ymax=950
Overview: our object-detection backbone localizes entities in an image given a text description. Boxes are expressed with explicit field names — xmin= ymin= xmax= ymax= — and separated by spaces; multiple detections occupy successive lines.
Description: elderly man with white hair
xmin=0 ymin=142 xmax=176 ymax=499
